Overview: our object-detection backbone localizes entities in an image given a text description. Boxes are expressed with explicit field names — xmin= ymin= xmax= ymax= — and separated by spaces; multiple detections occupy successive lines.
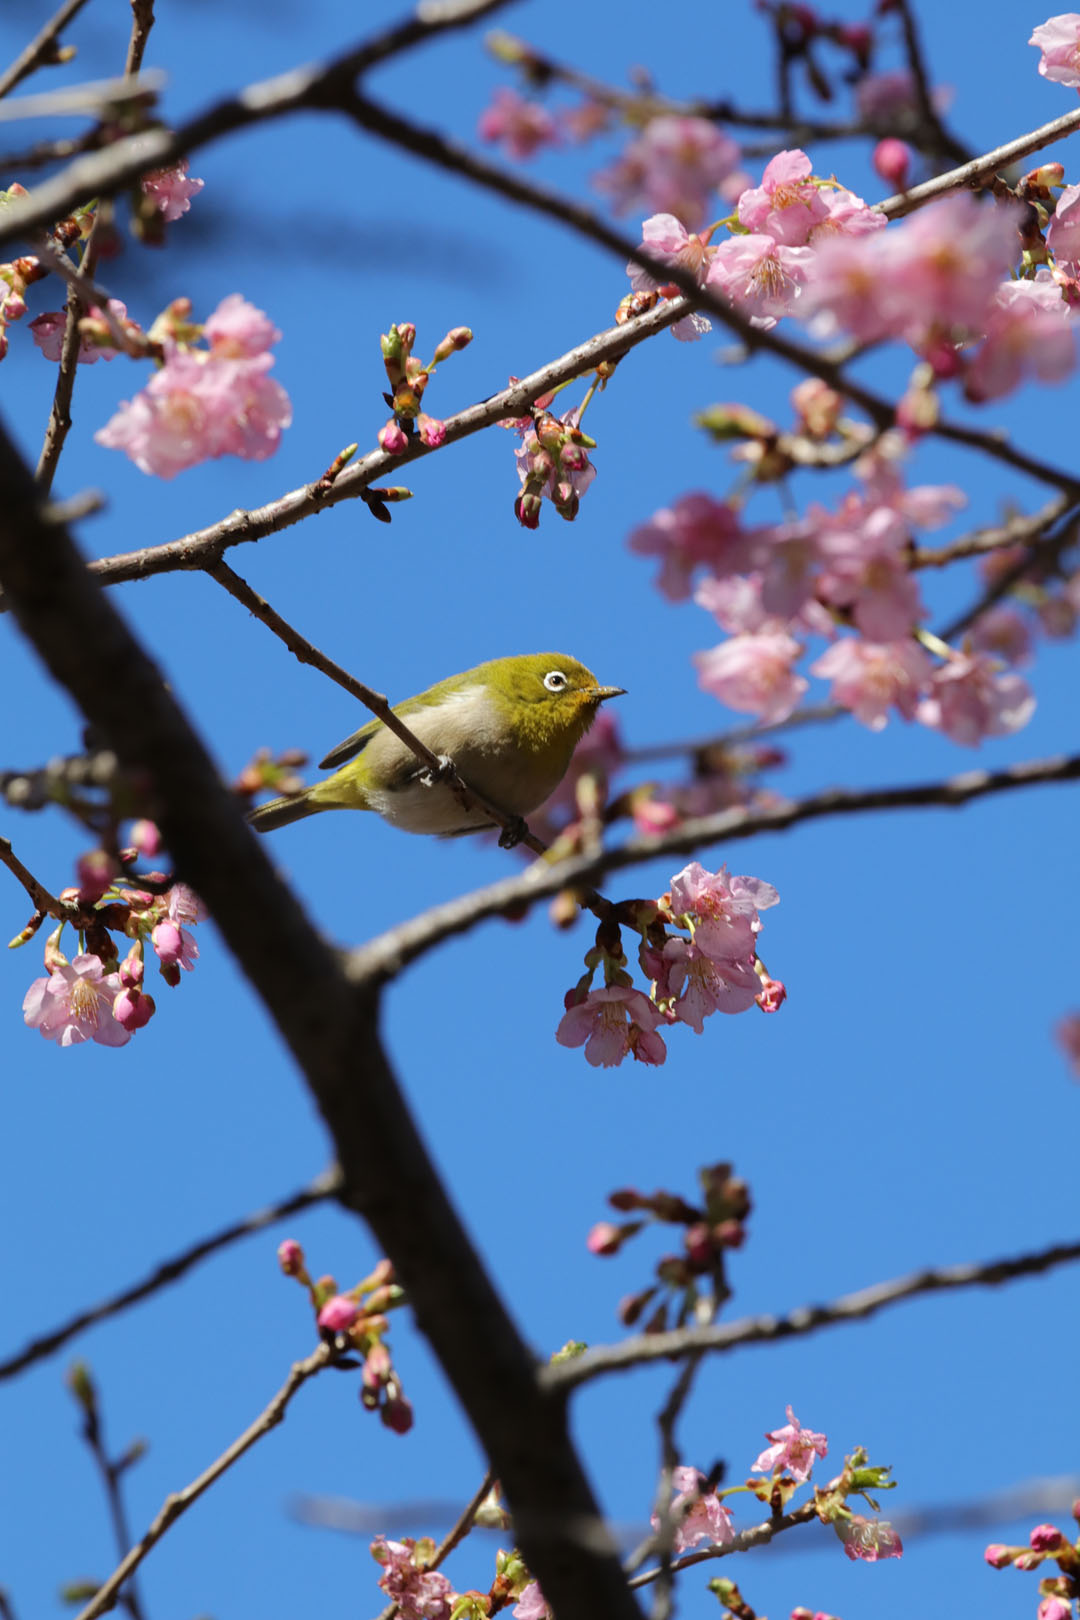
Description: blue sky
xmin=0 ymin=3 xmax=1077 ymax=1619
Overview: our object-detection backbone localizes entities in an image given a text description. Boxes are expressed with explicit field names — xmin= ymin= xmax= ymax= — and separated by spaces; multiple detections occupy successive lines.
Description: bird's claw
xmin=418 ymin=753 xmax=455 ymax=789
xmin=498 ymin=816 xmax=528 ymax=850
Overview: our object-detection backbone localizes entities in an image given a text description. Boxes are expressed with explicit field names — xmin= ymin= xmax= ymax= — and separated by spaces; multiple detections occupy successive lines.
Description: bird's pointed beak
xmin=592 ymin=684 xmax=627 ymax=701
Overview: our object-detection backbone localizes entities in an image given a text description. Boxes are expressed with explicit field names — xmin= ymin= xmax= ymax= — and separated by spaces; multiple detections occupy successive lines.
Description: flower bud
xmin=756 ymin=975 xmax=787 ymax=1013
xmin=1031 ymin=1526 xmax=1065 ymax=1553
xmin=382 ymin=1393 xmax=414 ymax=1434
xmin=113 ymin=987 xmax=155 ymax=1031
xmin=873 ymin=138 xmax=911 ymax=190
xmin=417 ymin=413 xmax=446 ymax=448
xmin=514 ymin=492 xmax=542 ymax=529
xmin=317 ymin=1293 xmax=360 ymax=1334
xmin=378 ymin=419 xmax=409 ymax=456
xmin=76 ymin=850 xmax=117 ymax=903
xmin=277 ymin=1239 xmax=305 ymax=1276
xmin=432 ymin=326 xmax=472 ymax=364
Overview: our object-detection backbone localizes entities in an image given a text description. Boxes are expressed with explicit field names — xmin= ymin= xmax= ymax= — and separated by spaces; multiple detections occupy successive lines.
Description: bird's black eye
xmin=543 ymin=670 xmax=568 ymax=692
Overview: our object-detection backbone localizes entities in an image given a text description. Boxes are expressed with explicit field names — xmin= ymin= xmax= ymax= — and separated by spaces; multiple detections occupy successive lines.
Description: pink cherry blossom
xmin=96 ymin=340 xmax=291 ymax=478
xmin=512 ymin=1582 xmax=551 ymax=1620
xmin=556 ymin=985 xmax=667 ymax=1067
xmin=1056 ymin=1011 xmax=1080 ymax=1077
xmin=965 ymin=274 xmax=1075 ymax=402
xmin=142 ymin=160 xmax=204 ymax=221
xmin=809 ymin=184 xmax=887 ymax=243
xmin=626 ymin=213 xmax=714 ymax=340
xmin=695 ymin=571 xmax=772 ymax=634
xmin=662 ymin=937 xmax=762 ymax=1030
xmin=811 ymin=638 xmax=934 ymax=730
xmin=744 ymin=517 xmax=824 ymax=621
xmin=1048 ymin=182 xmax=1080 ymax=269
xmin=629 ymin=492 xmax=745 ymax=600
xmin=23 ymin=954 xmax=131 ymax=1047
xmin=318 ymin=1293 xmax=360 ymax=1332
xmin=478 ymin=88 xmax=558 ymax=160
xmin=969 ymin=605 xmax=1033 ymax=666
xmin=595 ymin=116 xmax=741 ymax=229
xmin=756 ymin=974 xmax=787 ymax=1012
xmin=166 ymin=883 xmax=206 ymax=926
xmin=668 ymin=861 xmax=778 ymax=961
xmin=204 ymin=293 xmax=280 ymax=357
xmin=916 ymin=652 xmax=1035 ymax=744
xmin=751 ymin=1406 xmax=828 ymax=1483
xmin=651 ymin=1466 xmax=735 ymax=1551
xmin=835 ymin=1515 xmax=903 ymax=1562
xmin=817 ymin=504 xmax=924 ymax=641
xmin=706 ymin=233 xmax=815 ymax=330
xmin=855 ymin=68 xmax=950 ymax=125
xmin=1030 ymin=14 xmax=1080 ymax=87
xmin=694 ymin=631 xmax=808 ymax=723
xmin=30 ymin=299 xmax=132 ymax=363
xmin=371 ymin=1538 xmax=455 ymax=1620
xmin=1037 ymin=1599 xmax=1072 ymax=1620
xmin=738 ymin=150 xmax=830 ymax=246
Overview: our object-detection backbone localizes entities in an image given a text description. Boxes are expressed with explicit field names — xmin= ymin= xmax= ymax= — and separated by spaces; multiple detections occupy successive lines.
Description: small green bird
xmin=247 ymin=652 xmax=625 ymax=839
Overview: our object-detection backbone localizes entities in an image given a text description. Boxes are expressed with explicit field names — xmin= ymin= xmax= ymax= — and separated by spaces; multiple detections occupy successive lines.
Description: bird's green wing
xmin=317 ymin=679 xmax=468 ymax=772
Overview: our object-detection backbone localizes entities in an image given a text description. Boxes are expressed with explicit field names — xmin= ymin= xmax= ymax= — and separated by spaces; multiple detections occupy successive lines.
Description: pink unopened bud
xmin=363 ymin=1341 xmax=392 ymax=1391
xmin=277 ymin=1239 xmax=305 ymax=1276
xmin=317 ymin=1293 xmax=360 ymax=1334
xmin=113 ymin=987 xmax=155 ymax=1031
xmin=76 ymin=850 xmax=117 ymax=903
xmin=151 ymin=919 xmax=183 ymax=966
xmin=417 ymin=413 xmax=446 ymax=447
xmin=1038 ymin=1599 xmax=1072 ymax=1620
xmin=382 ymin=1393 xmax=414 ymax=1434
xmin=378 ymin=419 xmax=409 ymax=456
xmin=130 ymin=819 xmax=161 ymax=858
xmin=552 ymin=482 xmax=579 ymax=519
xmin=756 ymin=975 xmax=787 ymax=1013
xmin=586 ymin=1221 xmax=625 ymax=1256
xmin=1014 ymin=1551 xmax=1043 ymax=1571
xmin=684 ymin=1221 xmax=714 ymax=1266
xmin=514 ymin=492 xmax=542 ymax=529
xmin=1024 ymin=162 xmax=1065 ymax=190
xmin=119 ymin=945 xmax=144 ymax=988
xmin=432 ymin=326 xmax=473 ymax=363
xmin=873 ymin=138 xmax=911 ymax=190
xmin=1031 ymin=1525 xmax=1065 ymax=1553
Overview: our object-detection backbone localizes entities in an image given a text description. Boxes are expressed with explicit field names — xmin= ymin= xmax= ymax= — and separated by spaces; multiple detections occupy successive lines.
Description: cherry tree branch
xmin=879 ymin=101 xmax=1080 ymax=218
xmin=0 ymin=1171 xmax=339 ymax=1382
xmin=0 ymin=833 xmax=65 ymax=917
xmin=0 ymin=0 xmax=94 ymax=101
xmin=124 ymin=0 xmax=155 ymax=80
xmin=339 ymin=90 xmax=1080 ymax=496
xmin=0 ymin=294 xmax=686 ymax=614
xmin=348 ymin=751 xmax=1080 ymax=980
xmin=0 ymin=0 xmax=515 ymax=250
xmin=72 ymin=1343 xmax=335 ymax=1620
xmin=546 ymin=1236 xmax=1080 ymax=1396
xmin=0 ymin=416 xmax=640 ymax=1620
xmin=910 ymin=494 xmax=1074 ymax=569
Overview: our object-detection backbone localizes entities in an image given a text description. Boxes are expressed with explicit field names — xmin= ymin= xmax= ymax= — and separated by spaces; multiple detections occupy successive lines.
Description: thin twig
xmin=892 ymin=0 xmax=951 ymax=164
xmin=77 ymin=1386 xmax=147 ymax=1620
xmin=0 ymin=1171 xmax=339 ymax=1382
xmin=72 ymin=1344 xmax=334 ymax=1620
xmin=35 ymin=238 xmax=95 ymax=494
xmin=546 ymin=1236 xmax=1080 ymax=1396
xmin=124 ymin=0 xmax=155 ymax=79
xmin=0 ymin=833 xmax=65 ymax=917
xmin=348 ymin=752 xmax=1080 ymax=981
xmin=0 ymin=0 xmax=94 ymax=101
xmin=910 ymin=495 xmax=1073 ymax=569
xmin=208 ymin=562 xmax=550 ymax=856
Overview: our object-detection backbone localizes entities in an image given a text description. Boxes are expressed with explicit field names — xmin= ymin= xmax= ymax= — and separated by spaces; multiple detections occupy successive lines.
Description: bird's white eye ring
xmin=543 ymin=670 xmax=568 ymax=692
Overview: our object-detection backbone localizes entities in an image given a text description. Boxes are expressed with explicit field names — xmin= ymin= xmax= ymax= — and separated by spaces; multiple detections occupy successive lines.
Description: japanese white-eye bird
xmin=247 ymin=652 xmax=625 ymax=840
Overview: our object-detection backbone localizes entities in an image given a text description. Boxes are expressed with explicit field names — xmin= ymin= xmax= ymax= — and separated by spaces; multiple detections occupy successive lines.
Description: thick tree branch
xmin=546 ymin=1237 xmax=1080 ymax=1396
xmin=0 ymin=1172 xmax=339 ymax=1382
xmin=349 ymin=751 xmax=1080 ymax=980
xmin=0 ymin=415 xmax=640 ymax=1620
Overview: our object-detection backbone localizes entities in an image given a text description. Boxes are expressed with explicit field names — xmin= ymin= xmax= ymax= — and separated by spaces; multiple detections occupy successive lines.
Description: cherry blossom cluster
xmin=376 ymin=320 xmax=473 ymax=458
xmin=367 ymin=1417 xmax=897 ymax=1620
xmin=94 ymin=292 xmax=291 ymax=477
xmin=985 ymin=1507 xmax=1080 ymax=1620
xmin=277 ymin=1239 xmax=412 ymax=1433
xmin=0 ymin=182 xmax=86 ymax=360
xmin=511 ymin=401 xmax=597 ymax=527
xmin=630 ymin=425 xmax=1043 ymax=744
xmin=556 ymin=861 xmax=783 ymax=1068
xmin=20 ymin=822 xmax=204 ymax=1047
xmin=586 ymin=1161 xmax=752 ymax=1332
